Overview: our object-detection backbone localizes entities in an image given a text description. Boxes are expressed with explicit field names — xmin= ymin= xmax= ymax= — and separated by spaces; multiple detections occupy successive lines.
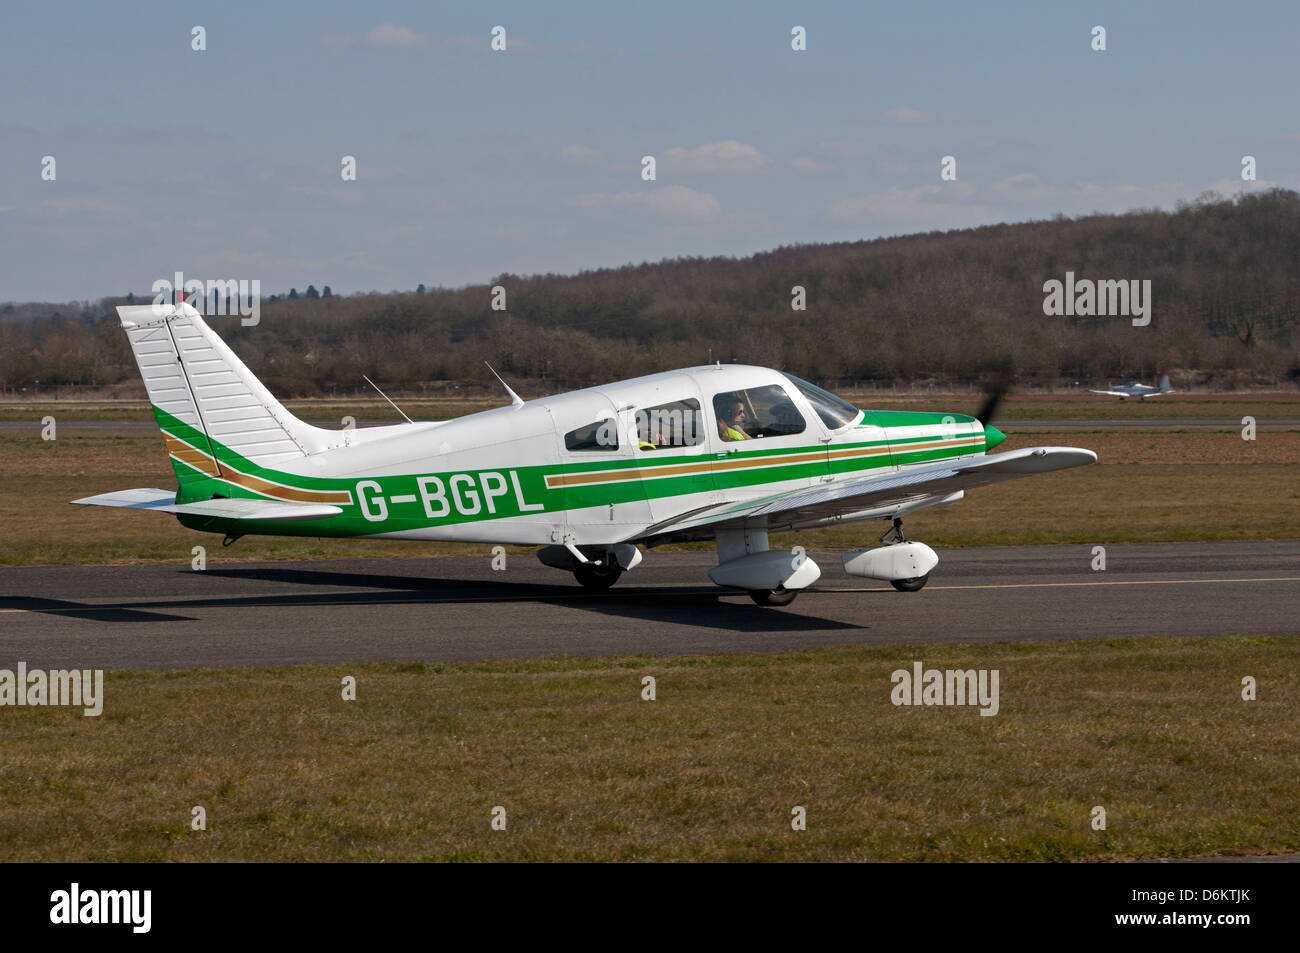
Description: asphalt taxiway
xmin=1 ymin=540 xmax=1296 ymax=669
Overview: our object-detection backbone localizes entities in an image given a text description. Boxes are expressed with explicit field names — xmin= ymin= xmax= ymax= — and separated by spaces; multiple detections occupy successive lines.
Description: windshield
xmin=782 ymin=373 xmax=862 ymax=430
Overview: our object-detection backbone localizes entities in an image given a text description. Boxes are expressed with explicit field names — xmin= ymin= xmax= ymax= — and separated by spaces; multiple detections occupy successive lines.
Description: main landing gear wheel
xmin=749 ymin=588 xmax=799 ymax=606
xmin=890 ymin=574 xmax=930 ymax=593
xmin=574 ymin=560 xmax=623 ymax=590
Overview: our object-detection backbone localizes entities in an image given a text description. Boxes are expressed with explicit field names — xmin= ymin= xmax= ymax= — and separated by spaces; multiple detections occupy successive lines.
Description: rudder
xmin=117 ymin=302 xmax=336 ymax=493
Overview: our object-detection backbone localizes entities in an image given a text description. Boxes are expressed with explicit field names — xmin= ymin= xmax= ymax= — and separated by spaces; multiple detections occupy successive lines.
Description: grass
xmin=2 ymin=424 xmax=1298 ymax=566
xmin=2 ymin=392 xmax=1297 ymax=422
xmin=0 ymin=636 xmax=1296 ymax=861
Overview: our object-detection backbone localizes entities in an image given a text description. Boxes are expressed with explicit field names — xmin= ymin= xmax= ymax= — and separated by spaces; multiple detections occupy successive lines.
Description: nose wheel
xmin=749 ymin=588 xmax=798 ymax=606
xmin=574 ymin=560 xmax=623 ymax=590
xmin=890 ymin=574 xmax=930 ymax=592
xmin=880 ymin=518 xmax=931 ymax=591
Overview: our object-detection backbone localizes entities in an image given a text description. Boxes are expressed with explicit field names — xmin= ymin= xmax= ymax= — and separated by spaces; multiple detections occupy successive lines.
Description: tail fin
xmin=117 ymin=302 xmax=335 ymax=491
xmin=1159 ymin=374 xmax=1173 ymax=393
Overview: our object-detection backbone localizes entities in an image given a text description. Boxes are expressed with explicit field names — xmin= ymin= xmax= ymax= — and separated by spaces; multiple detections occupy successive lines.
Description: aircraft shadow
xmin=185 ymin=566 xmax=865 ymax=633
xmin=2 ymin=568 xmax=865 ymax=633
xmin=0 ymin=596 xmax=195 ymax=623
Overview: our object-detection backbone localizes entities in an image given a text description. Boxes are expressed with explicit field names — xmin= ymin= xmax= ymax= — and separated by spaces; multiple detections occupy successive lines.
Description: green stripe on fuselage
xmin=154 ymin=404 xmax=988 ymax=538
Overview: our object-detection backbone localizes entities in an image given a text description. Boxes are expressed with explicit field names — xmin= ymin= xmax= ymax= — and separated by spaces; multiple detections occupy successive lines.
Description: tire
xmin=574 ymin=561 xmax=622 ymax=590
xmin=749 ymin=588 xmax=799 ymax=606
xmin=890 ymin=574 xmax=930 ymax=592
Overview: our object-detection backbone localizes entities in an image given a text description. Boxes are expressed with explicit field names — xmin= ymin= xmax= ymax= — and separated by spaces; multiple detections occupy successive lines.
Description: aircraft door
xmin=630 ymin=384 xmax=713 ymax=522
xmin=546 ymin=394 xmax=653 ymax=542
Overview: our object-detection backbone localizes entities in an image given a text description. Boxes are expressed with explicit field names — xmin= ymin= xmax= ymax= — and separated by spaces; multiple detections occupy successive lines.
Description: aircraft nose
xmin=984 ymin=424 xmax=1006 ymax=451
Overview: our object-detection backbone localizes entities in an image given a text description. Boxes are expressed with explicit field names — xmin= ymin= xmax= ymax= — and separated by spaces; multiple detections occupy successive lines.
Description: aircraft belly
xmin=364 ymin=518 xmax=556 ymax=546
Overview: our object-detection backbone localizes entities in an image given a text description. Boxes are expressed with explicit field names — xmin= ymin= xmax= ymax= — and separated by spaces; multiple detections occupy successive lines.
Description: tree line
xmin=2 ymin=189 xmax=1298 ymax=397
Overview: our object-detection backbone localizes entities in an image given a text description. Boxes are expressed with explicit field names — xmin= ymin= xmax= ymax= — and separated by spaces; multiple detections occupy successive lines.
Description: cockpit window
xmin=782 ymin=373 xmax=862 ymax=430
xmin=712 ymin=384 xmax=806 ymax=442
xmin=564 ymin=419 xmax=618 ymax=452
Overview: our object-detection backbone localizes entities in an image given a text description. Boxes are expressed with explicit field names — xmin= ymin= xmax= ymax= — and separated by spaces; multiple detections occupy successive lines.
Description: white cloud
xmin=827 ymin=175 xmax=1280 ymax=229
xmin=287 ymin=184 xmax=362 ymax=205
xmin=828 ymin=184 xmax=991 ymax=225
xmin=987 ymin=174 xmax=1273 ymax=211
xmin=365 ymin=23 xmax=429 ymax=48
xmin=560 ymin=144 xmax=605 ymax=166
xmin=575 ymin=185 xmax=721 ymax=223
xmin=320 ymin=24 xmax=566 ymax=52
xmin=41 ymin=198 xmax=119 ymax=214
xmin=660 ymin=140 xmax=767 ymax=174
xmin=320 ymin=23 xmax=474 ymax=50
xmin=879 ymin=106 xmax=930 ymax=124
xmin=813 ymin=141 xmax=883 ymax=160
xmin=791 ymin=156 xmax=833 ymax=174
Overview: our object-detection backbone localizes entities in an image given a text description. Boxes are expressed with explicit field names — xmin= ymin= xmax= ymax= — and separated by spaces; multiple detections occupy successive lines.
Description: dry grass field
xmin=2 ymin=391 xmax=1297 ymax=423
xmin=2 ymin=396 xmax=1297 ymax=565
xmin=2 ymin=397 xmax=1296 ymax=862
xmin=0 ymin=636 xmax=1295 ymax=861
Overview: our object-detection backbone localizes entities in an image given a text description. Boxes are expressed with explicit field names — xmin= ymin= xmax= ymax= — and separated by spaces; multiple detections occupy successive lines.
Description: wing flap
xmin=71 ymin=488 xmax=342 ymax=521
xmin=638 ymin=446 xmax=1096 ymax=541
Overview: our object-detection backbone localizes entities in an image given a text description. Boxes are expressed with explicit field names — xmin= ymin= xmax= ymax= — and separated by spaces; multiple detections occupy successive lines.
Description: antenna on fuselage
xmin=362 ymin=374 xmax=414 ymax=424
xmin=485 ymin=362 xmax=525 ymax=408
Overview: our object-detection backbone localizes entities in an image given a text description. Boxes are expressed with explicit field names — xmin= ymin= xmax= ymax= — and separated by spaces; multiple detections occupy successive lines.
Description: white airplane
xmin=72 ymin=301 xmax=1097 ymax=605
xmin=1088 ymin=375 xmax=1175 ymax=399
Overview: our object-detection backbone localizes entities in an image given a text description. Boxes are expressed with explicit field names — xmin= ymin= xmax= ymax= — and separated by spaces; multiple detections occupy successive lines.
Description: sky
xmin=2 ymin=0 xmax=1298 ymax=302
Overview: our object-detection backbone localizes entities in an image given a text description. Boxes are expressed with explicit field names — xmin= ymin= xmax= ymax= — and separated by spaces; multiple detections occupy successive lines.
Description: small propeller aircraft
xmin=1088 ymin=375 xmax=1175 ymax=399
xmin=73 ymin=301 xmax=1097 ymax=605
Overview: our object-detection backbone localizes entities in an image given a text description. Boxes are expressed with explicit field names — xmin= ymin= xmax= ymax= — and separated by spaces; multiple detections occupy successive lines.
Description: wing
xmin=635 ymin=446 xmax=1096 ymax=544
xmin=1087 ymin=389 xmax=1128 ymax=396
xmin=71 ymin=488 xmax=342 ymax=521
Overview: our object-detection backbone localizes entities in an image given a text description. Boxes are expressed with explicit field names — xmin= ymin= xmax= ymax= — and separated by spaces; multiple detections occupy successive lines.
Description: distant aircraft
xmin=1088 ymin=375 xmax=1175 ymax=399
xmin=73 ymin=301 xmax=1096 ymax=606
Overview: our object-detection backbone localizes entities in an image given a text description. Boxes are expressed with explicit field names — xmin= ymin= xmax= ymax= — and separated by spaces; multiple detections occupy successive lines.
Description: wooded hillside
xmin=3 ymin=189 xmax=1297 ymax=396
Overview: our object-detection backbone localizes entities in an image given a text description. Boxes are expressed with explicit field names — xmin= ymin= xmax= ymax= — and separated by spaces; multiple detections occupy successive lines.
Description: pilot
xmin=715 ymin=395 xmax=751 ymax=442
xmin=638 ymin=418 xmax=665 ymax=451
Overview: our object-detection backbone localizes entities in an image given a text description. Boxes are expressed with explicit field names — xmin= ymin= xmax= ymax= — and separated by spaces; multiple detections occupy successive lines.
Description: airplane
xmin=1088 ymin=375 xmax=1175 ymax=399
xmin=72 ymin=300 xmax=1097 ymax=606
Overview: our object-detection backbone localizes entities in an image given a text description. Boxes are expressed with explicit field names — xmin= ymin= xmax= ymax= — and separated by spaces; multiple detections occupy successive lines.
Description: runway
xmin=1 ymin=540 xmax=1297 ymax=669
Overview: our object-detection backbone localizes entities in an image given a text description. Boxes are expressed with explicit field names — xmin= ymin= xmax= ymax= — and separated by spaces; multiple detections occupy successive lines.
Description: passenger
xmin=715 ymin=395 xmax=751 ymax=441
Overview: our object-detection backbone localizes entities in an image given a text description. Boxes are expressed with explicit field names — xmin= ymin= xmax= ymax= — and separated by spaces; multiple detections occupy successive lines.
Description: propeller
xmin=974 ymin=364 xmax=1013 ymax=426
xmin=974 ymin=362 xmax=1013 ymax=451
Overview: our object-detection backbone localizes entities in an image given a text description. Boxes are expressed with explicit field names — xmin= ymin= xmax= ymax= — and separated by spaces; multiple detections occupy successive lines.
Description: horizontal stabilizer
xmin=71 ymin=488 xmax=341 ymax=521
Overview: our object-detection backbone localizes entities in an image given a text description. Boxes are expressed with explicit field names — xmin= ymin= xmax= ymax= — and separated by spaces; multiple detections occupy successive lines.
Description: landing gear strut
xmin=881 ymin=517 xmax=907 ymax=544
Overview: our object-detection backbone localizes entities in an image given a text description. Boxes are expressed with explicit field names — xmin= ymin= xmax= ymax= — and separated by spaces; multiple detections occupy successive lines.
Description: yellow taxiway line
xmin=833 ymin=576 xmax=1300 ymax=592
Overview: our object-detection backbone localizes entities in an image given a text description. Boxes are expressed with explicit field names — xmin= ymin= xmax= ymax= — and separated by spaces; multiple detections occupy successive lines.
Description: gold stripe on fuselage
xmin=164 ymin=432 xmax=352 ymax=505
xmin=545 ymin=435 xmax=984 ymax=490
